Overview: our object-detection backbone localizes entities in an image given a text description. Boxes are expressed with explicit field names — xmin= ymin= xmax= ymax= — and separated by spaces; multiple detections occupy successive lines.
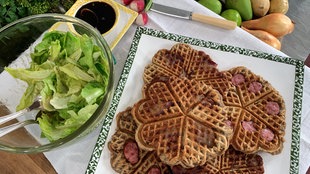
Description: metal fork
xmin=0 ymin=97 xmax=42 ymax=125
xmin=0 ymin=119 xmax=38 ymax=137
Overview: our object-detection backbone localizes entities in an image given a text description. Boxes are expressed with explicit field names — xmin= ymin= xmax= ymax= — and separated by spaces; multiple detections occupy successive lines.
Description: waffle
xmin=108 ymin=107 xmax=171 ymax=174
xmin=143 ymin=43 xmax=233 ymax=95
xmin=132 ymin=76 xmax=235 ymax=168
xmin=143 ymin=43 xmax=286 ymax=155
xmin=171 ymin=146 xmax=264 ymax=174
xmin=223 ymin=66 xmax=286 ymax=154
xmin=108 ymin=108 xmax=264 ymax=173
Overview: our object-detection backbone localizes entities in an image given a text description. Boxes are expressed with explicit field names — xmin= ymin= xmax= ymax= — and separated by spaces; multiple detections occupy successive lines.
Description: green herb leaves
xmin=0 ymin=0 xmax=29 ymax=28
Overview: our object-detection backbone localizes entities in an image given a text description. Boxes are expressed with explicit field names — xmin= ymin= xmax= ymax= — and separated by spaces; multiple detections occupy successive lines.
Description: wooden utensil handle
xmin=191 ymin=13 xmax=237 ymax=30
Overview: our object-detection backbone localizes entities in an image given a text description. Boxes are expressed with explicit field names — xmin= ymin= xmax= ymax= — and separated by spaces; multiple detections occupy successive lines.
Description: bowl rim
xmin=0 ymin=13 xmax=114 ymax=153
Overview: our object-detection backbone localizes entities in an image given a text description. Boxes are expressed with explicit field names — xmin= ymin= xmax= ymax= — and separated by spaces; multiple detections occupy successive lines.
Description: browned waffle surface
xmin=108 ymin=108 xmax=171 ymax=174
xmin=132 ymin=76 xmax=234 ymax=168
xmin=109 ymin=43 xmax=286 ymax=173
xmin=171 ymin=147 xmax=264 ymax=174
xmin=143 ymin=43 xmax=233 ymax=95
xmin=223 ymin=66 xmax=286 ymax=154
xmin=225 ymin=66 xmax=275 ymax=106
xmin=143 ymin=43 xmax=286 ymax=155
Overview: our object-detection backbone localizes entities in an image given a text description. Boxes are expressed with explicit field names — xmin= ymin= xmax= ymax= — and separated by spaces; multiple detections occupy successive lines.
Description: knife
xmin=150 ymin=3 xmax=237 ymax=30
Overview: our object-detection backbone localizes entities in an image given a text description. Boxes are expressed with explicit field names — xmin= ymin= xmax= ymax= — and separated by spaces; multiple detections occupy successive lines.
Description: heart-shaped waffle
xmin=143 ymin=43 xmax=286 ymax=155
xmin=143 ymin=43 xmax=233 ymax=95
xmin=223 ymin=66 xmax=286 ymax=154
xmin=108 ymin=107 xmax=171 ymax=174
xmin=132 ymin=76 xmax=234 ymax=168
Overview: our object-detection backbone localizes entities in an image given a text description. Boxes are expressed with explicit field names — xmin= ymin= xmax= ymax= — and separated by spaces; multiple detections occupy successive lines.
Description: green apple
xmin=198 ymin=0 xmax=222 ymax=15
xmin=221 ymin=9 xmax=242 ymax=26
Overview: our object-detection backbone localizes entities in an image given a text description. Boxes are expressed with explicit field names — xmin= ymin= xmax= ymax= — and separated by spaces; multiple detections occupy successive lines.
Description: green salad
xmin=5 ymin=31 xmax=110 ymax=141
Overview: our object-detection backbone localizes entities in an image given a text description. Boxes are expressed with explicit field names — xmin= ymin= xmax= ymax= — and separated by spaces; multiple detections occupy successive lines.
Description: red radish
xmin=129 ymin=0 xmax=145 ymax=12
xmin=135 ymin=11 xmax=148 ymax=26
xmin=121 ymin=0 xmax=133 ymax=5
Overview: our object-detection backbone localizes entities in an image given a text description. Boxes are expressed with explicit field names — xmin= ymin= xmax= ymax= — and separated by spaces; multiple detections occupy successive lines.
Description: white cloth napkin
xmin=44 ymin=0 xmax=310 ymax=173
xmin=300 ymin=66 xmax=310 ymax=174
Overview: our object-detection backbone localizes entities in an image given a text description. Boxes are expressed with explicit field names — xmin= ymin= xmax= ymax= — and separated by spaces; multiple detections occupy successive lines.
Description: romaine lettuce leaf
xmin=81 ymin=82 xmax=105 ymax=104
xmin=5 ymin=31 xmax=110 ymax=141
xmin=4 ymin=67 xmax=53 ymax=82
xmin=38 ymin=104 xmax=98 ymax=141
xmin=58 ymin=63 xmax=94 ymax=82
xmin=17 ymin=82 xmax=44 ymax=111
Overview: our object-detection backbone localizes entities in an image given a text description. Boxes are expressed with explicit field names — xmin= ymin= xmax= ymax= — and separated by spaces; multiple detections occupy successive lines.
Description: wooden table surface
xmin=0 ymin=104 xmax=56 ymax=174
xmin=0 ymin=151 xmax=56 ymax=174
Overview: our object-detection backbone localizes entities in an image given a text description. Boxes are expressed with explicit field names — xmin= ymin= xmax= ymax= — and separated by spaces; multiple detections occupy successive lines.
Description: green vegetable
xmin=144 ymin=0 xmax=153 ymax=11
xmin=0 ymin=0 xmax=30 ymax=28
xmin=17 ymin=0 xmax=52 ymax=15
xmin=5 ymin=31 xmax=110 ymax=141
xmin=17 ymin=0 xmax=77 ymax=14
xmin=0 ymin=0 xmax=77 ymax=28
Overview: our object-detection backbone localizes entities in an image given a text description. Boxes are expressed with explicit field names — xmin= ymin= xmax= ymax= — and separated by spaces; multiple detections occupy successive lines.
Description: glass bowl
xmin=0 ymin=14 xmax=114 ymax=153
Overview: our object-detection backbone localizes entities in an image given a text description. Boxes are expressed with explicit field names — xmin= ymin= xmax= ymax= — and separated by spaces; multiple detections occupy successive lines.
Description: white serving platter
xmin=85 ymin=27 xmax=304 ymax=174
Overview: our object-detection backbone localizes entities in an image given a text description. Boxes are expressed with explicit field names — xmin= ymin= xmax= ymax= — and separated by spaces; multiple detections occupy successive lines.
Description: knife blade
xmin=150 ymin=3 xmax=237 ymax=30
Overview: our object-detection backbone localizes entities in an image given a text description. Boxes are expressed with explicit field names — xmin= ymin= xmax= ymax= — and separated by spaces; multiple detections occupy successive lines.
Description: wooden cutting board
xmin=0 ymin=104 xmax=56 ymax=174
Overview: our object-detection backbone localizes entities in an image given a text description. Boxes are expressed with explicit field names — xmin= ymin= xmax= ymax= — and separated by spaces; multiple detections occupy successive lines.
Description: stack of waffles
xmin=108 ymin=43 xmax=286 ymax=173
xmin=109 ymin=107 xmax=264 ymax=174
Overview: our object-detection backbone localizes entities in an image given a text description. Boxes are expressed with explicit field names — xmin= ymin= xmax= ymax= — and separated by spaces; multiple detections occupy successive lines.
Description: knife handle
xmin=191 ymin=13 xmax=237 ymax=30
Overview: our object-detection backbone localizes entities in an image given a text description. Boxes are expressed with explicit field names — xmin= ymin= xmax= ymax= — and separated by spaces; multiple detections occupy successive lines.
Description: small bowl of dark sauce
xmin=75 ymin=0 xmax=119 ymax=35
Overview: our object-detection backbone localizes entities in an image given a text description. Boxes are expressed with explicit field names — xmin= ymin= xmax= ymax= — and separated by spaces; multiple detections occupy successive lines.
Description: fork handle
xmin=0 ymin=108 xmax=28 ymax=125
xmin=0 ymin=120 xmax=37 ymax=137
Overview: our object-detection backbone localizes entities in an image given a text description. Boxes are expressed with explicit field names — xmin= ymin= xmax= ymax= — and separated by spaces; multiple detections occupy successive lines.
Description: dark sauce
xmin=75 ymin=2 xmax=116 ymax=34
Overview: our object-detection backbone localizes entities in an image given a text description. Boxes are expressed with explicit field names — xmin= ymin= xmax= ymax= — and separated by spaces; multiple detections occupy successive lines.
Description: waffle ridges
xmin=224 ymin=66 xmax=286 ymax=154
xmin=171 ymin=146 xmax=264 ymax=174
xmin=143 ymin=43 xmax=232 ymax=95
xmin=108 ymin=107 xmax=171 ymax=174
xmin=108 ymin=108 xmax=264 ymax=174
xmin=132 ymin=76 xmax=234 ymax=168
xmin=224 ymin=66 xmax=275 ymax=106
xmin=143 ymin=43 xmax=286 ymax=155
